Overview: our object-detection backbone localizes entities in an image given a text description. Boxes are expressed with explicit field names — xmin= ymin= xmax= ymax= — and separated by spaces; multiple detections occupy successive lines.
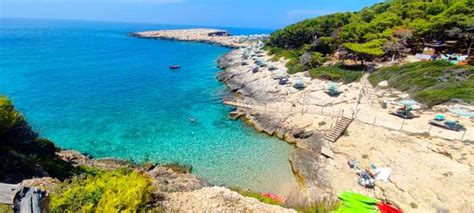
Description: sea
xmin=0 ymin=18 xmax=298 ymax=195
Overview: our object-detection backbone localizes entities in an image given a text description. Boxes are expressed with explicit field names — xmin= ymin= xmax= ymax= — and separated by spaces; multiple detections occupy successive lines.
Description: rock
xmin=21 ymin=177 xmax=60 ymax=193
xmin=161 ymin=186 xmax=296 ymax=212
xmin=58 ymin=150 xmax=132 ymax=170
xmin=14 ymin=186 xmax=48 ymax=213
xmin=146 ymin=166 xmax=206 ymax=193
xmin=378 ymin=80 xmax=389 ymax=88
xmin=293 ymin=129 xmax=313 ymax=139
xmin=321 ymin=146 xmax=334 ymax=159
xmin=217 ymin=52 xmax=235 ymax=69
xmin=289 ymin=148 xmax=332 ymax=201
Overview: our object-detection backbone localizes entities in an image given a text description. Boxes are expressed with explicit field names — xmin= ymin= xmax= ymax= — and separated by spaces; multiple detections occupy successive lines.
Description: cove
xmin=0 ymin=18 xmax=298 ymax=194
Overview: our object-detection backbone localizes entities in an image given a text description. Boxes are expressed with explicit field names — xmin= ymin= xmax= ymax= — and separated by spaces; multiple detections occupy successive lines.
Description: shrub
xmin=0 ymin=204 xmax=12 ymax=213
xmin=50 ymin=168 xmax=154 ymax=212
xmin=284 ymin=192 xmax=341 ymax=213
xmin=0 ymin=96 xmax=73 ymax=183
xmin=309 ymin=63 xmax=363 ymax=83
xmin=0 ymin=96 xmax=23 ymax=135
xmin=230 ymin=188 xmax=282 ymax=206
xmin=266 ymin=47 xmax=327 ymax=74
xmin=369 ymin=61 xmax=474 ymax=107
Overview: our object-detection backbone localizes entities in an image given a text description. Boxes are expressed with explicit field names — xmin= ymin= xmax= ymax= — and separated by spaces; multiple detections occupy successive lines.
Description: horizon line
xmin=0 ymin=16 xmax=280 ymax=31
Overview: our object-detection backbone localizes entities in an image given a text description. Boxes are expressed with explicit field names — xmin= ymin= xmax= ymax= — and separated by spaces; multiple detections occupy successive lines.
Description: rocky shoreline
xmin=130 ymin=29 xmax=474 ymax=211
xmin=217 ymin=48 xmax=335 ymax=203
xmin=131 ymin=28 xmax=267 ymax=48
xmin=21 ymin=150 xmax=295 ymax=212
xmin=216 ymin=47 xmax=474 ymax=212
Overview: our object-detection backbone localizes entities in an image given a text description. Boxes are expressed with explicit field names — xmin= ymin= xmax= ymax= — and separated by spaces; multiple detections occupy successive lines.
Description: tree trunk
xmin=391 ymin=54 xmax=396 ymax=62
xmin=467 ymin=38 xmax=472 ymax=56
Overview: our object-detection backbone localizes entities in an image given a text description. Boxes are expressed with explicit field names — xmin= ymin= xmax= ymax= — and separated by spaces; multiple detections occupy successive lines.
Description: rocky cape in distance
xmin=131 ymin=28 xmax=268 ymax=48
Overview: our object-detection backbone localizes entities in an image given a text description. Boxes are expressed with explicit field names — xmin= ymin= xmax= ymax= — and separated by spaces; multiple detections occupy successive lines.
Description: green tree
xmin=342 ymin=39 xmax=386 ymax=65
xmin=0 ymin=96 xmax=23 ymax=135
xmin=383 ymin=27 xmax=413 ymax=61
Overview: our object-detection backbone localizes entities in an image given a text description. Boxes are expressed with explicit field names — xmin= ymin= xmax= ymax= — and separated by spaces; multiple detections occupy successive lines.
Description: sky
xmin=0 ymin=0 xmax=382 ymax=29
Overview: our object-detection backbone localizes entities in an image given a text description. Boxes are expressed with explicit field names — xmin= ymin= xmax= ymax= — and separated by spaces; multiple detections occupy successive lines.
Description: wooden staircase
xmin=325 ymin=117 xmax=354 ymax=142
xmin=361 ymin=73 xmax=377 ymax=106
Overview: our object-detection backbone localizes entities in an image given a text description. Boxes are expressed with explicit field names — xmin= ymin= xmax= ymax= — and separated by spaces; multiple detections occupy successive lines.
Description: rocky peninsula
xmin=131 ymin=28 xmax=266 ymax=48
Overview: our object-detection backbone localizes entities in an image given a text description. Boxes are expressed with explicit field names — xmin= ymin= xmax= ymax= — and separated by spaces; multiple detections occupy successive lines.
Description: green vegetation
xmin=0 ymin=96 xmax=23 ymax=135
xmin=0 ymin=204 xmax=13 ymax=213
xmin=309 ymin=63 xmax=364 ymax=83
xmin=266 ymin=0 xmax=473 ymax=78
xmin=289 ymin=201 xmax=341 ymax=213
xmin=230 ymin=188 xmax=282 ymax=206
xmin=0 ymin=96 xmax=159 ymax=211
xmin=231 ymin=187 xmax=341 ymax=213
xmin=50 ymin=168 xmax=154 ymax=212
xmin=265 ymin=46 xmax=326 ymax=74
xmin=369 ymin=61 xmax=474 ymax=106
xmin=343 ymin=39 xmax=386 ymax=65
xmin=0 ymin=96 xmax=73 ymax=183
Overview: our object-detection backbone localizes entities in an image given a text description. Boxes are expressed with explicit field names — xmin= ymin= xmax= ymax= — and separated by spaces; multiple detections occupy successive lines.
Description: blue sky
xmin=1 ymin=0 xmax=382 ymax=29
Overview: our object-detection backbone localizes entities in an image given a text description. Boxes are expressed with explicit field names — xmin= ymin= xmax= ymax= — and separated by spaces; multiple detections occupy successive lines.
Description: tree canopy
xmin=266 ymin=0 xmax=473 ymax=70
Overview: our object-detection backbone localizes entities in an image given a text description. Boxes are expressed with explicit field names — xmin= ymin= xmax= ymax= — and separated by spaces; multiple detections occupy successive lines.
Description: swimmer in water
xmin=189 ymin=117 xmax=196 ymax=124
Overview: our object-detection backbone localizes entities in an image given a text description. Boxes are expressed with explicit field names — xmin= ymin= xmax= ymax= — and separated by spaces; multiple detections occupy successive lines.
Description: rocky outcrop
xmin=217 ymin=52 xmax=236 ymax=69
xmin=217 ymin=45 xmax=336 ymax=204
xmin=289 ymin=149 xmax=333 ymax=201
xmin=160 ymin=186 xmax=296 ymax=212
xmin=146 ymin=166 xmax=207 ymax=194
xmin=131 ymin=29 xmax=266 ymax=48
xmin=57 ymin=150 xmax=132 ymax=171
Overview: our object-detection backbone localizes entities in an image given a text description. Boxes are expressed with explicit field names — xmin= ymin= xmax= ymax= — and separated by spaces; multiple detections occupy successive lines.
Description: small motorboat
xmin=169 ymin=65 xmax=181 ymax=69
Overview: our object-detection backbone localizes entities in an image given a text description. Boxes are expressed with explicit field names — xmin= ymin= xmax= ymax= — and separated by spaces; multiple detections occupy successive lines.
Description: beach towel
xmin=335 ymin=192 xmax=379 ymax=213
xmin=377 ymin=202 xmax=403 ymax=213
xmin=335 ymin=191 xmax=403 ymax=213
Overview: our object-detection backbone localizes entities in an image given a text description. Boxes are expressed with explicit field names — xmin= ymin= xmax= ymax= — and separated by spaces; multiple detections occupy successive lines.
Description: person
xmin=189 ymin=117 xmax=196 ymax=124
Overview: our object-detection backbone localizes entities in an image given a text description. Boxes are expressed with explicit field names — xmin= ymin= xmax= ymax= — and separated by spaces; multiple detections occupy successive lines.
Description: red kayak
xmin=169 ymin=65 xmax=181 ymax=69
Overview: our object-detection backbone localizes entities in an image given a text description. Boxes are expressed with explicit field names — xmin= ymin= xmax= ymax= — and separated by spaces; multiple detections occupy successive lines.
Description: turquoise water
xmin=0 ymin=18 xmax=297 ymax=194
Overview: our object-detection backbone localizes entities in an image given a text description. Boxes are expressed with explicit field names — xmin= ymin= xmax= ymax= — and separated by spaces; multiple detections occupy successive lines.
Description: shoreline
xmin=132 ymin=28 xmax=473 ymax=211
xmin=131 ymin=29 xmax=312 ymax=196
xmin=131 ymin=28 xmax=267 ymax=48
xmin=215 ymin=47 xmax=473 ymax=211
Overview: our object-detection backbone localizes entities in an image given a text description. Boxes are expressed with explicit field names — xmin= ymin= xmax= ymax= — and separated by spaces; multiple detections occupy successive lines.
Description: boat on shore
xmin=169 ymin=65 xmax=181 ymax=69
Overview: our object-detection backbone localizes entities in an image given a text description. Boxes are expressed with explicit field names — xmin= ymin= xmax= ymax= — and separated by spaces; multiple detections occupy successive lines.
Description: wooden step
xmin=325 ymin=117 xmax=353 ymax=142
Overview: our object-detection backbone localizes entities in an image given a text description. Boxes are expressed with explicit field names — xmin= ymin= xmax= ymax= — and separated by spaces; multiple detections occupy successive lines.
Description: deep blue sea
xmin=0 ymin=18 xmax=297 ymax=194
